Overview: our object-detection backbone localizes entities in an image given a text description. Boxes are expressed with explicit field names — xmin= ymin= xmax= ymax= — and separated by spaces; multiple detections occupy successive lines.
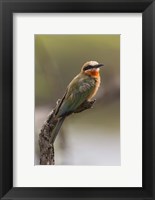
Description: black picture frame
xmin=0 ymin=0 xmax=155 ymax=199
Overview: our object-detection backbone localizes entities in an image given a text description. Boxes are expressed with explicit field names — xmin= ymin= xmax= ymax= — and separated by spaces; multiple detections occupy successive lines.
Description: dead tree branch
xmin=39 ymin=99 xmax=96 ymax=165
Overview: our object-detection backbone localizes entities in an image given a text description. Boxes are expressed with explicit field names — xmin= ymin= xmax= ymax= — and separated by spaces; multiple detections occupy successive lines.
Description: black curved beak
xmin=95 ymin=64 xmax=104 ymax=68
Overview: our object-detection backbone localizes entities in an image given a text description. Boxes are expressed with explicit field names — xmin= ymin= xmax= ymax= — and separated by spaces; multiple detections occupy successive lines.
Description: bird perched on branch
xmin=51 ymin=61 xmax=104 ymax=143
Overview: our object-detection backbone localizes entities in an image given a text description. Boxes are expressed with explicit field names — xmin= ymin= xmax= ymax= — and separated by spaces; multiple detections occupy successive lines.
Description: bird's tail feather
xmin=50 ymin=117 xmax=66 ymax=143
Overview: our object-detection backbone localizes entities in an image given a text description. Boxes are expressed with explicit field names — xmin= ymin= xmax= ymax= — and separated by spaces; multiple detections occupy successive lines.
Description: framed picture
xmin=0 ymin=0 xmax=154 ymax=199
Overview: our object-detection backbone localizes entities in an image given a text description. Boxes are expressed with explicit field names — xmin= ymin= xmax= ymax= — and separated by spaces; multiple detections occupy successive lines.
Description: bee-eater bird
xmin=51 ymin=61 xmax=104 ymax=143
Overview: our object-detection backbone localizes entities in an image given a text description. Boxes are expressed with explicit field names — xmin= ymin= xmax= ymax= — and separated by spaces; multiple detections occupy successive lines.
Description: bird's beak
xmin=95 ymin=64 xmax=104 ymax=68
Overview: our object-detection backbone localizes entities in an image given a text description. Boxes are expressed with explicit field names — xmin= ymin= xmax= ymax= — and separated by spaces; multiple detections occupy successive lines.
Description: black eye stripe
xmin=83 ymin=65 xmax=92 ymax=71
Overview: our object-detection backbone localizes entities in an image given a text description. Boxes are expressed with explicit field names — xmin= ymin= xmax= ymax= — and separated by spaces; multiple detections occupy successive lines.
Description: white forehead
xmin=89 ymin=61 xmax=99 ymax=66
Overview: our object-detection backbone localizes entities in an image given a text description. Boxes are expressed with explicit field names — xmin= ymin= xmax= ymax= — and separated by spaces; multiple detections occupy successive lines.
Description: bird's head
xmin=81 ymin=61 xmax=104 ymax=77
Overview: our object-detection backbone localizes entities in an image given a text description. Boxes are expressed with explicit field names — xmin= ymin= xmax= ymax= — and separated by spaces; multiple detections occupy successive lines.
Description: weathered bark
xmin=39 ymin=99 xmax=96 ymax=165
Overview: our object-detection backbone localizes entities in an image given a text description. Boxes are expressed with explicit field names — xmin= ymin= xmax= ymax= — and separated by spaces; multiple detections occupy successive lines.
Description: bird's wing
xmin=57 ymin=78 xmax=96 ymax=117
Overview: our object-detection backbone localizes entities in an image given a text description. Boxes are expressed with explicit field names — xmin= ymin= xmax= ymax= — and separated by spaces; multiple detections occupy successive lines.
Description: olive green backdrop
xmin=35 ymin=35 xmax=120 ymax=165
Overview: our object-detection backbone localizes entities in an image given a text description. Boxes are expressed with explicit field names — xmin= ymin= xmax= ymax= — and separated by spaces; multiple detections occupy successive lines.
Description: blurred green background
xmin=35 ymin=35 xmax=120 ymax=165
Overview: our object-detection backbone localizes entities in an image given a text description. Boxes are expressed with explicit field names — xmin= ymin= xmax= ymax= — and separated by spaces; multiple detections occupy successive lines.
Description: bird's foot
xmin=74 ymin=99 xmax=96 ymax=113
xmin=89 ymin=99 xmax=96 ymax=108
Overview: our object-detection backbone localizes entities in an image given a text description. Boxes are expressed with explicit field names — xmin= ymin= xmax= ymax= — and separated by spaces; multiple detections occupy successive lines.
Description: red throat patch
xmin=85 ymin=69 xmax=99 ymax=77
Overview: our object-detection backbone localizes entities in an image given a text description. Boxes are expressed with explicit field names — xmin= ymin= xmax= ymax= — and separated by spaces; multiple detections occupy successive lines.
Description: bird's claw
xmin=89 ymin=99 xmax=96 ymax=107
xmin=69 ymin=99 xmax=97 ymax=114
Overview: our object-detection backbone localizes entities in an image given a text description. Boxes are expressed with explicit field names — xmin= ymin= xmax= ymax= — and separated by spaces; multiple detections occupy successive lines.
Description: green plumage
xmin=56 ymin=73 xmax=96 ymax=117
xmin=50 ymin=61 xmax=103 ymax=143
xmin=51 ymin=74 xmax=96 ymax=143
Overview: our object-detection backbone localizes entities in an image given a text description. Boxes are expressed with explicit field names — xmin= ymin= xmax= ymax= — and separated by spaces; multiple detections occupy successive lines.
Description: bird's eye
xmin=83 ymin=65 xmax=92 ymax=71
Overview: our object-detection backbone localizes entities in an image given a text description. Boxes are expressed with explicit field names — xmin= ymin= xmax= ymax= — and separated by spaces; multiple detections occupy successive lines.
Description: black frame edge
xmin=142 ymin=1 xmax=154 ymax=198
xmin=0 ymin=0 xmax=2 ymax=197
xmin=153 ymin=1 xmax=155 ymax=200
xmin=1 ymin=0 xmax=13 ymax=199
xmin=0 ymin=0 xmax=155 ymax=200
xmin=0 ymin=1 xmax=153 ymax=13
